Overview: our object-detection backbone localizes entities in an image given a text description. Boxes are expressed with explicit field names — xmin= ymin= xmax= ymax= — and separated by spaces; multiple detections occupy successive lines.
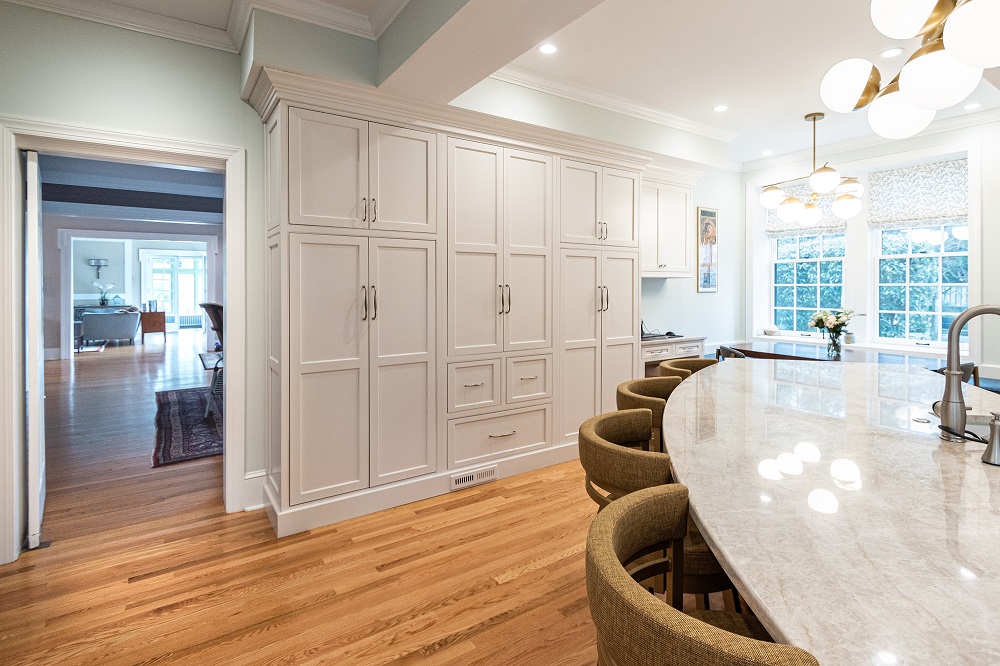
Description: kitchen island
xmin=663 ymin=359 xmax=1000 ymax=664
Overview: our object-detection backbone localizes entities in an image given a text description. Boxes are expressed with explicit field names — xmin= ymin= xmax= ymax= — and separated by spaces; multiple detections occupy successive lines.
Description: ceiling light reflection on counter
xmin=808 ymin=488 xmax=839 ymax=514
xmin=794 ymin=442 xmax=822 ymax=463
xmin=758 ymin=459 xmax=784 ymax=480
xmin=776 ymin=452 xmax=804 ymax=475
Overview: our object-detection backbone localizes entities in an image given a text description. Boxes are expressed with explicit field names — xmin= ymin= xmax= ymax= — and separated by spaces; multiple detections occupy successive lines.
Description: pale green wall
xmin=452 ymin=77 xmax=730 ymax=169
xmin=72 ymin=239 xmax=125 ymax=301
xmin=1 ymin=2 xmax=267 ymax=473
xmin=376 ymin=0 xmax=472 ymax=84
xmin=640 ymin=168 xmax=745 ymax=348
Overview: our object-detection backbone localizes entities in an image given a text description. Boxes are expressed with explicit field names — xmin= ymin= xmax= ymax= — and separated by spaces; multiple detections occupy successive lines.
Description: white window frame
xmin=770 ymin=233 xmax=847 ymax=339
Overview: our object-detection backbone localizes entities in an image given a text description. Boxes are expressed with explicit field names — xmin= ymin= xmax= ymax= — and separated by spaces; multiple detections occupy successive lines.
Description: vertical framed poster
xmin=697 ymin=207 xmax=718 ymax=293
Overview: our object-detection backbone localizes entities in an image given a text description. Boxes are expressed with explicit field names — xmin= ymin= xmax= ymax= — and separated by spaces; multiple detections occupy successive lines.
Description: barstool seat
xmin=659 ymin=357 xmax=718 ymax=380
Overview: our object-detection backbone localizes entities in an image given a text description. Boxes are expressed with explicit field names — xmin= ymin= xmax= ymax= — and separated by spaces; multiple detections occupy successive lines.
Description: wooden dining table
xmin=723 ymin=340 xmax=948 ymax=369
xmin=663 ymin=359 xmax=1000 ymax=664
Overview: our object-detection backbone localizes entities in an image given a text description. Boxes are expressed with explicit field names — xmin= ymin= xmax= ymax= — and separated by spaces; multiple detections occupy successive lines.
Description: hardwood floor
xmin=1 ymin=332 xmax=601 ymax=665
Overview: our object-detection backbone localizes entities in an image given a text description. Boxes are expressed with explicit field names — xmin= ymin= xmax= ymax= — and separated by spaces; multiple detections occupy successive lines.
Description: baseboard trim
xmin=980 ymin=364 xmax=1000 ymax=381
xmin=44 ymin=348 xmax=61 ymax=361
xmin=267 ymin=442 xmax=580 ymax=538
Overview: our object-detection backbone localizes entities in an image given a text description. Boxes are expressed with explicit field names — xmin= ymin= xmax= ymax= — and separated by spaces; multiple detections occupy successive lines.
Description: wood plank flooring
xmin=1 ymin=331 xmax=602 ymax=664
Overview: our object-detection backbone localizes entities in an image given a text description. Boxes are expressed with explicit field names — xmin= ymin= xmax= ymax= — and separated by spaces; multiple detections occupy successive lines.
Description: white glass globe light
xmin=810 ymin=165 xmax=842 ymax=194
xmin=760 ymin=185 xmax=786 ymax=209
xmin=835 ymin=177 xmax=865 ymax=198
xmin=821 ymin=59 xmax=881 ymax=113
xmin=777 ymin=197 xmax=803 ymax=223
xmin=944 ymin=0 xmax=1000 ymax=69
xmin=832 ymin=193 xmax=863 ymax=219
xmin=899 ymin=41 xmax=984 ymax=110
xmin=871 ymin=0 xmax=941 ymax=39
xmin=868 ymin=85 xmax=936 ymax=139
xmin=800 ymin=202 xmax=823 ymax=226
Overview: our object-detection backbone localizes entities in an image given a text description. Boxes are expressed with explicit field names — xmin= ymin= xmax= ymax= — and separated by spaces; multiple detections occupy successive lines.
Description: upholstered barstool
xmin=586 ymin=484 xmax=820 ymax=666
xmin=579 ymin=409 xmax=741 ymax=610
xmin=616 ymin=376 xmax=682 ymax=452
xmin=716 ymin=345 xmax=747 ymax=361
xmin=659 ymin=357 xmax=718 ymax=380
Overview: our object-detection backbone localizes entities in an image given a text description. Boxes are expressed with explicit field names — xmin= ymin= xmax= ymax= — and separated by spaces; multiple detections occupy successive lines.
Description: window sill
xmin=752 ymin=335 xmax=969 ymax=359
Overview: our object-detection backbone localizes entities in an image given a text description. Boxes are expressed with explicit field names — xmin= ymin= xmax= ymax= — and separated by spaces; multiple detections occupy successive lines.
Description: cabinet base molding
xmin=263 ymin=441 xmax=579 ymax=538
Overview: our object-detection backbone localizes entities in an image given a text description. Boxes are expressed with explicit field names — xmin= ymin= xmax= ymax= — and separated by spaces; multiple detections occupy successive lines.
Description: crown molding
xmin=741 ymin=108 xmax=1000 ymax=173
xmin=5 ymin=0 xmax=237 ymax=52
xmin=491 ymin=65 xmax=737 ymax=144
xmin=247 ymin=67 xmax=667 ymax=171
xmin=369 ymin=0 xmax=408 ymax=38
xmin=642 ymin=162 xmax=706 ymax=187
xmin=229 ymin=0 xmax=406 ymax=51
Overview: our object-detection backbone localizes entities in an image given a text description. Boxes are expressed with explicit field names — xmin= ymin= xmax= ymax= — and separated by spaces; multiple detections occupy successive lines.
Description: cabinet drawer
xmin=448 ymin=405 xmax=550 ymax=468
xmin=505 ymin=355 xmax=552 ymax=404
xmin=448 ymin=360 xmax=501 ymax=413
xmin=674 ymin=342 xmax=704 ymax=358
xmin=642 ymin=344 xmax=674 ymax=361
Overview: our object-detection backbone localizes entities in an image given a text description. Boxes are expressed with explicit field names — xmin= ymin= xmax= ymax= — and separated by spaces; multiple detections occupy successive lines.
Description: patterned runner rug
xmin=152 ymin=387 xmax=223 ymax=467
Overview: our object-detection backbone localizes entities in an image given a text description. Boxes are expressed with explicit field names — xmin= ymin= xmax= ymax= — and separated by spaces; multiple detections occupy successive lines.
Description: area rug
xmin=152 ymin=387 xmax=223 ymax=467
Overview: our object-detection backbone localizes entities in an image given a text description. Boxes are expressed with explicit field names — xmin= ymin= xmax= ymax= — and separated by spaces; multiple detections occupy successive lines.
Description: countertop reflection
xmin=663 ymin=360 xmax=1000 ymax=665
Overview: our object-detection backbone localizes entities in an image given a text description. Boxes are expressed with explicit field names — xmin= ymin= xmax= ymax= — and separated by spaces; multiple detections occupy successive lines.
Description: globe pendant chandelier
xmin=820 ymin=0 xmax=1000 ymax=140
xmin=759 ymin=113 xmax=864 ymax=226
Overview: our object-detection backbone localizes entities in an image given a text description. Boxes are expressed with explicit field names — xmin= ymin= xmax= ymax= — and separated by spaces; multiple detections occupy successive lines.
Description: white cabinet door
xmin=639 ymin=184 xmax=661 ymax=275
xmin=657 ymin=184 xmax=693 ymax=277
xmin=558 ymin=249 xmax=602 ymax=443
xmin=369 ymin=123 xmax=437 ymax=234
xmin=504 ymin=148 xmax=552 ymax=351
xmin=369 ymin=239 xmax=436 ymax=487
xmin=448 ymin=138 xmax=503 ymax=356
xmin=289 ymin=234 xmax=369 ymax=505
xmin=560 ymin=159 xmax=601 ymax=245
xmin=601 ymin=251 xmax=640 ymax=412
xmin=288 ymin=108 xmax=368 ymax=229
xmin=603 ymin=167 xmax=639 ymax=248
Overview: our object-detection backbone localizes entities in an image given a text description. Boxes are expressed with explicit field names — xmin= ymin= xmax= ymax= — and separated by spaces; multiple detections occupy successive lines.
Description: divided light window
xmin=773 ymin=234 xmax=845 ymax=333
xmin=876 ymin=225 xmax=969 ymax=343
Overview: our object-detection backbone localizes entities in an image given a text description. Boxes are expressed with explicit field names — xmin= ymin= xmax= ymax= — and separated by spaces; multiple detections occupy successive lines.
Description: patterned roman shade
xmin=764 ymin=183 xmax=848 ymax=239
xmin=867 ymin=158 xmax=967 ymax=230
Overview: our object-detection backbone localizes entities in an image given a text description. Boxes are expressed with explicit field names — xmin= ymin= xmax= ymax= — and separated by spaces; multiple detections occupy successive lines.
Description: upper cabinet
xmin=560 ymin=159 xmax=639 ymax=248
xmin=640 ymin=180 xmax=694 ymax=278
xmin=288 ymin=107 xmax=437 ymax=233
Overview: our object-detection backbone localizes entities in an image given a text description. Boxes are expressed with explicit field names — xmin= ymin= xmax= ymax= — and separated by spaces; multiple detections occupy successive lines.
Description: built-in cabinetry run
xmin=640 ymin=178 xmax=694 ymax=278
xmin=559 ymin=159 xmax=639 ymax=248
xmin=256 ymin=71 xmax=648 ymax=537
xmin=640 ymin=336 xmax=707 ymax=376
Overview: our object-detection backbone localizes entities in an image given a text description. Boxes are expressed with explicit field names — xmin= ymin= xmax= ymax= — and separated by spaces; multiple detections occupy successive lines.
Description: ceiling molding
xmin=5 ymin=0 xmax=237 ymax=52
xmin=369 ymin=0 xmax=408 ymax=38
xmin=229 ymin=0 xmax=380 ymax=52
xmin=247 ymin=67 xmax=667 ymax=171
xmin=491 ymin=65 xmax=737 ymax=144
xmin=740 ymin=108 xmax=1000 ymax=173
xmin=227 ymin=0 xmax=253 ymax=51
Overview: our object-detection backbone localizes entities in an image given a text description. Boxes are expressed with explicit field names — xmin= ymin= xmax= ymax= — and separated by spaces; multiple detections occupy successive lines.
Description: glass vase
xmin=827 ymin=332 xmax=842 ymax=357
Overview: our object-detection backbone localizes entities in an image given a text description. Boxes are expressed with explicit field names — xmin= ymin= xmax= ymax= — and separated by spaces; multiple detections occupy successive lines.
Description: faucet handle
xmin=992 ymin=411 xmax=1000 ymax=422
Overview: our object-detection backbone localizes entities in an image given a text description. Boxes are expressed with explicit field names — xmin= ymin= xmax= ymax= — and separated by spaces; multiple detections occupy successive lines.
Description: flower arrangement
xmin=809 ymin=309 xmax=853 ymax=356
xmin=92 ymin=281 xmax=115 ymax=306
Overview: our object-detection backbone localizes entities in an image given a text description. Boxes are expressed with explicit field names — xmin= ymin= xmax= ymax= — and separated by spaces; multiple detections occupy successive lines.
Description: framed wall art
xmin=697 ymin=207 xmax=718 ymax=293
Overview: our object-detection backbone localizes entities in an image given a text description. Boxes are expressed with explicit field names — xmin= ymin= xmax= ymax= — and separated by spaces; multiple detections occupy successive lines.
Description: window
xmin=876 ymin=225 xmax=969 ymax=343
xmin=141 ymin=251 xmax=207 ymax=328
xmin=773 ymin=233 xmax=845 ymax=333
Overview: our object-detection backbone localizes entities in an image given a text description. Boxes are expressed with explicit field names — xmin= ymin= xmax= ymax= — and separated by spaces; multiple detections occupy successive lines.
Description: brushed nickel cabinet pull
xmin=489 ymin=430 xmax=516 ymax=438
xmin=362 ymin=197 xmax=367 ymax=222
xmin=464 ymin=382 xmax=484 ymax=388
xmin=361 ymin=286 xmax=368 ymax=321
xmin=520 ymin=376 xmax=538 ymax=380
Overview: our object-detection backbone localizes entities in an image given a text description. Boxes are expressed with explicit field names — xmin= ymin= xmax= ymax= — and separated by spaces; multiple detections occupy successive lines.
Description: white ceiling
xmin=10 ymin=0 xmax=1000 ymax=166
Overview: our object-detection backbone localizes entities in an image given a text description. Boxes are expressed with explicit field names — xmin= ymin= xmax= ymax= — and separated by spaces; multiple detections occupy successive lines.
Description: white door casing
xmin=288 ymin=108 xmax=368 ymax=229
xmin=24 ymin=151 xmax=45 ymax=550
xmin=289 ymin=234 xmax=370 ymax=504
xmin=369 ymin=238 xmax=436 ymax=486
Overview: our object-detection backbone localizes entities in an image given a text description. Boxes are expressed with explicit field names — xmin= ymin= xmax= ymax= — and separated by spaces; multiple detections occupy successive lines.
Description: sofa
xmin=77 ymin=311 xmax=141 ymax=348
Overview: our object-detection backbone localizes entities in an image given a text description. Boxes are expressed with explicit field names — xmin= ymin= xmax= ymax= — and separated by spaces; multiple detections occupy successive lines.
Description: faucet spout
xmin=940 ymin=305 xmax=1000 ymax=441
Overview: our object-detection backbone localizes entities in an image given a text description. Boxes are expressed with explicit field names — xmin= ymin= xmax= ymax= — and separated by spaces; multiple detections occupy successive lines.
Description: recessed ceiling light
xmin=964 ymin=102 xmax=982 ymax=110
xmin=712 ymin=104 xmax=728 ymax=112
xmin=538 ymin=43 xmax=557 ymax=55
xmin=879 ymin=47 xmax=905 ymax=58
xmin=762 ymin=150 xmax=774 ymax=157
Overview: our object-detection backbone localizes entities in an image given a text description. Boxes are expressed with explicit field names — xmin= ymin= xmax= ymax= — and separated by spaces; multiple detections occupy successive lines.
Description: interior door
xmin=558 ymin=249 xmax=601 ymax=444
xmin=288 ymin=234 xmax=370 ymax=505
xmin=23 ymin=150 xmax=46 ymax=549
xmin=504 ymin=148 xmax=552 ymax=351
xmin=369 ymin=238 xmax=436 ymax=486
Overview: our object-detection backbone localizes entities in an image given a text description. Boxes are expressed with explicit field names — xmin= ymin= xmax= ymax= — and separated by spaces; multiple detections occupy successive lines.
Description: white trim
xmin=58 ymin=226 xmax=218 ymax=360
xmin=4 ymin=0 xmax=236 ymax=52
xmin=368 ymin=0 xmax=409 ymax=38
xmin=0 ymin=116 xmax=258 ymax=565
xmin=43 ymin=348 xmax=61 ymax=361
xmin=490 ymin=65 xmax=737 ymax=143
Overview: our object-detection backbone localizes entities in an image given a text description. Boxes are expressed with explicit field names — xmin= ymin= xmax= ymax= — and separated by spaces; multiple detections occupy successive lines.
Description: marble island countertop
xmin=662 ymin=360 xmax=1000 ymax=665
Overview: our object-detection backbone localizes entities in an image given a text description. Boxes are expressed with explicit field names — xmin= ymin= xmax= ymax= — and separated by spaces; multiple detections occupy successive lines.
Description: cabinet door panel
xmin=640 ymin=184 xmax=661 ymax=274
xmin=658 ymin=185 xmax=693 ymax=276
xmin=560 ymin=250 xmax=600 ymax=346
xmin=560 ymin=160 xmax=601 ymax=245
xmin=289 ymin=234 xmax=369 ymax=504
xmin=601 ymin=251 xmax=639 ymax=412
xmin=603 ymin=168 xmax=639 ymax=247
xmin=602 ymin=341 xmax=638 ymax=413
xmin=450 ymin=252 xmax=502 ymax=355
xmin=449 ymin=139 xmax=502 ymax=247
xmin=558 ymin=346 xmax=601 ymax=443
xmin=369 ymin=240 xmax=436 ymax=486
xmin=369 ymin=123 xmax=436 ymax=233
xmin=506 ymin=253 xmax=550 ymax=351
xmin=506 ymin=149 xmax=551 ymax=250
xmin=288 ymin=108 xmax=368 ymax=229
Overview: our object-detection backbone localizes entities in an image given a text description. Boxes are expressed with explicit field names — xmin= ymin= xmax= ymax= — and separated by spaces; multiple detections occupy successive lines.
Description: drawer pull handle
xmin=520 ymin=375 xmax=538 ymax=380
xmin=464 ymin=382 xmax=484 ymax=388
xmin=489 ymin=430 xmax=516 ymax=438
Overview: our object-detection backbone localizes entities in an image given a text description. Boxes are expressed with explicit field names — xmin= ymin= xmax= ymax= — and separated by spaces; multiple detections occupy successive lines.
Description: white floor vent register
xmin=450 ymin=465 xmax=499 ymax=491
